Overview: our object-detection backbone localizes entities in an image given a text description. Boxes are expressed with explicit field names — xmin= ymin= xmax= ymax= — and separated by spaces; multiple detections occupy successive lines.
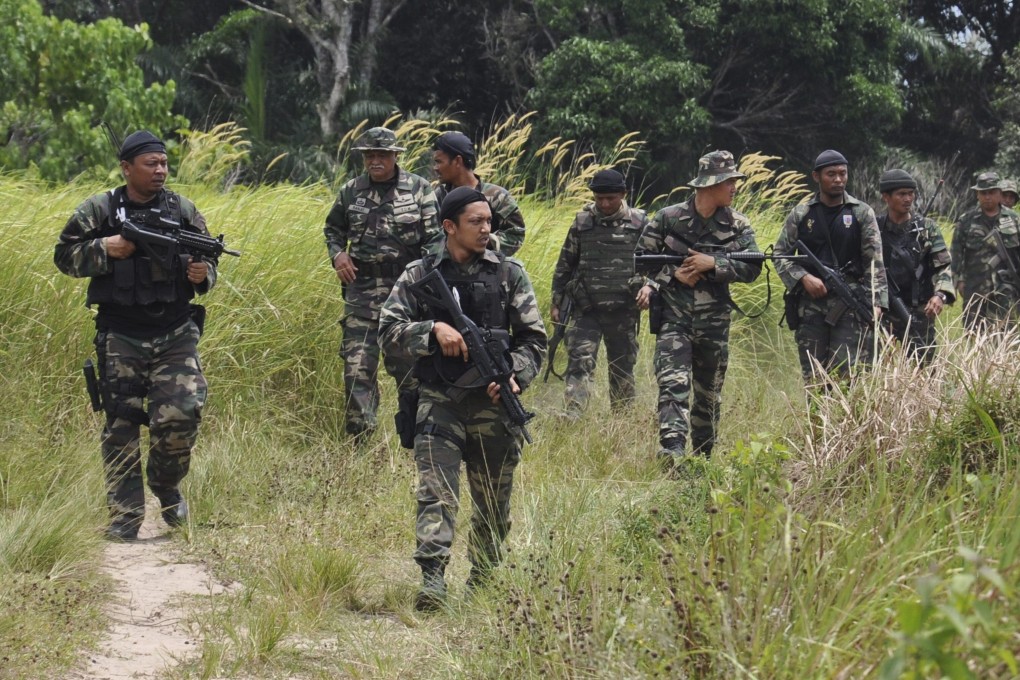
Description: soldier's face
xmin=882 ymin=188 xmax=915 ymax=218
xmin=432 ymin=150 xmax=459 ymax=183
xmin=1004 ymin=192 xmax=1018 ymax=208
xmin=362 ymin=150 xmax=397 ymax=182
xmin=445 ymin=201 xmax=492 ymax=255
xmin=978 ymin=189 xmax=1002 ymax=213
xmin=593 ymin=192 xmax=625 ymax=216
xmin=121 ymin=152 xmax=168 ymax=199
xmin=814 ymin=165 xmax=847 ymax=199
xmin=704 ymin=178 xmax=738 ymax=207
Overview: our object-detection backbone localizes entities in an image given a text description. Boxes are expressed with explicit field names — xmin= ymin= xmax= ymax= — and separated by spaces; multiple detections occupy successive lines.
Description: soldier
xmin=1001 ymin=179 xmax=1019 ymax=209
xmin=54 ymin=131 xmax=215 ymax=541
xmin=774 ymin=150 xmax=888 ymax=381
xmin=876 ymin=169 xmax=954 ymax=362
xmin=550 ymin=169 xmax=650 ymax=417
xmin=325 ymin=127 xmax=441 ymax=439
xmin=635 ymin=151 xmax=761 ymax=466
xmin=950 ymin=172 xmax=1020 ymax=328
xmin=432 ymin=131 xmax=527 ymax=255
xmin=378 ymin=187 xmax=546 ymax=610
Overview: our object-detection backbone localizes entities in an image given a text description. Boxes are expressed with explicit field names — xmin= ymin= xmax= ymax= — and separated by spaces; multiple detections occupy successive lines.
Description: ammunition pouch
xmin=394 ymin=389 xmax=420 ymax=450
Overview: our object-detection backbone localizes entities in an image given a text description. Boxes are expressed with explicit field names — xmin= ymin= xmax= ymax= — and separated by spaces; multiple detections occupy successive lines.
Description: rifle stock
xmin=409 ymin=268 xmax=535 ymax=444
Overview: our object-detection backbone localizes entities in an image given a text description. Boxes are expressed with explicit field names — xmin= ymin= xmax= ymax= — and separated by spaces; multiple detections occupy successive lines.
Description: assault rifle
xmin=634 ymin=244 xmax=809 ymax=273
xmin=543 ymin=296 xmax=573 ymax=382
xmin=794 ymin=240 xmax=877 ymax=324
xmin=122 ymin=218 xmax=241 ymax=270
xmin=409 ymin=268 xmax=536 ymax=444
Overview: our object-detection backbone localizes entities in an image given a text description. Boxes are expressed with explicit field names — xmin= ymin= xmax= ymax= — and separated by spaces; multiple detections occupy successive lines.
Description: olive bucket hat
xmin=689 ymin=150 xmax=746 ymax=188
xmin=971 ymin=171 xmax=1003 ymax=191
xmin=352 ymin=126 xmax=406 ymax=152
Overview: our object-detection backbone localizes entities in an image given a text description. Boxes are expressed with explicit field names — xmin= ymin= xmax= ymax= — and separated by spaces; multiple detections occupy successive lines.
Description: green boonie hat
xmin=352 ymin=126 xmax=405 ymax=152
xmin=1001 ymin=179 xmax=1018 ymax=196
xmin=971 ymin=171 xmax=1002 ymax=191
xmin=689 ymin=150 xmax=746 ymax=188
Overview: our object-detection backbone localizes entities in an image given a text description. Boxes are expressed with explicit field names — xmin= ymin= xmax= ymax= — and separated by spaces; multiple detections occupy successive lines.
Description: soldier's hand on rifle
xmin=551 ymin=305 xmax=560 ymax=323
xmin=675 ymin=249 xmax=715 ymax=286
xmin=433 ymin=321 xmax=469 ymax=360
xmin=105 ymin=234 xmax=136 ymax=259
xmin=800 ymin=274 xmax=828 ymax=299
xmin=333 ymin=252 xmax=358 ymax=284
xmin=187 ymin=258 xmax=209 ymax=284
xmin=924 ymin=293 xmax=945 ymax=319
xmin=487 ymin=376 xmax=520 ymax=405
xmin=636 ymin=284 xmax=654 ymax=309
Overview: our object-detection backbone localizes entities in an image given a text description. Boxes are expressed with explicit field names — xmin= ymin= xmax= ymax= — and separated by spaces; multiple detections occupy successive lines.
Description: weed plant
xmin=1 ymin=124 xmax=1018 ymax=679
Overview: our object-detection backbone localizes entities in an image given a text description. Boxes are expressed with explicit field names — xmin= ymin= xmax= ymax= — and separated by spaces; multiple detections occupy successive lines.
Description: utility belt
xmin=351 ymin=257 xmax=408 ymax=278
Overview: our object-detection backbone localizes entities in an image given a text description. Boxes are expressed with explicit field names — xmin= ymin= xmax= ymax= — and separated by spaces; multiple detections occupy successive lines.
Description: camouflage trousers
xmin=340 ymin=281 xmax=416 ymax=436
xmin=887 ymin=302 xmax=937 ymax=365
xmin=412 ymin=384 xmax=520 ymax=570
xmin=564 ymin=308 xmax=639 ymax=412
xmin=654 ymin=311 xmax=730 ymax=456
xmin=793 ymin=296 xmax=873 ymax=381
xmin=96 ymin=320 xmax=206 ymax=523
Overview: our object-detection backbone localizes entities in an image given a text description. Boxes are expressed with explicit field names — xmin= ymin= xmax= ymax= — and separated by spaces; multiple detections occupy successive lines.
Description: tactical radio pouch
xmin=648 ymin=290 xmax=664 ymax=335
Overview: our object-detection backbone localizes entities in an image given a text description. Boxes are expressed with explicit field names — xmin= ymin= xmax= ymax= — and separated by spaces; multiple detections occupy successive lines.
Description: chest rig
xmin=880 ymin=216 xmax=930 ymax=305
xmin=86 ymin=188 xmax=190 ymax=308
xmin=797 ymin=203 xmax=863 ymax=279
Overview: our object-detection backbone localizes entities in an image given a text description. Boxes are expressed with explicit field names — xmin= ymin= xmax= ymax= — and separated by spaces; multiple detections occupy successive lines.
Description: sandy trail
xmin=66 ymin=507 xmax=237 ymax=680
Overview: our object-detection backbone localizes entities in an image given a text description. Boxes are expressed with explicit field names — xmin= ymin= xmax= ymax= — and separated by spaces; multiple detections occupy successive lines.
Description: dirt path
xmin=66 ymin=508 xmax=237 ymax=680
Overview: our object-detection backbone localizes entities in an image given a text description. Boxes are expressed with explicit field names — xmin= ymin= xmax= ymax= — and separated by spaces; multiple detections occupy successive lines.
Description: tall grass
xmin=2 ymin=118 xmax=1018 ymax=678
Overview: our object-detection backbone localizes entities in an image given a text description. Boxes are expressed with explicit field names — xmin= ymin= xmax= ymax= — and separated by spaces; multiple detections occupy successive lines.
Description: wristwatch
xmin=936 ymin=291 xmax=947 ymax=302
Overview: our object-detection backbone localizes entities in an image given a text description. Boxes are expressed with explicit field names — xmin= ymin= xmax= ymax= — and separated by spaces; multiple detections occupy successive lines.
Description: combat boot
xmin=105 ymin=515 xmax=141 ymax=542
xmin=154 ymin=488 xmax=189 ymax=528
xmin=465 ymin=565 xmax=491 ymax=593
xmin=414 ymin=559 xmax=447 ymax=612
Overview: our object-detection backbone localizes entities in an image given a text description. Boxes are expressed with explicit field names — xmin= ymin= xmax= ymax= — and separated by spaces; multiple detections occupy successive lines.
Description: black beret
xmin=434 ymin=132 xmax=476 ymax=168
xmin=119 ymin=130 xmax=166 ymax=161
xmin=879 ymin=169 xmax=916 ymax=193
xmin=588 ymin=169 xmax=627 ymax=193
xmin=439 ymin=186 xmax=487 ymax=223
xmin=813 ymin=149 xmax=849 ymax=171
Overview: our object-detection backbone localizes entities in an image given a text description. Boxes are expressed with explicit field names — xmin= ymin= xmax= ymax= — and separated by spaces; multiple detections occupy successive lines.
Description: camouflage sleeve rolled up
xmin=635 ymin=210 xmax=676 ymax=290
xmin=924 ymin=217 xmax=954 ymax=302
xmin=550 ymin=212 xmax=583 ymax=308
xmin=504 ymin=259 xmax=548 ymax=390
xmin=54 ymin=194 xmax=113 ymax=278
xmin=772 ymin=204 xmax=810 ymax=290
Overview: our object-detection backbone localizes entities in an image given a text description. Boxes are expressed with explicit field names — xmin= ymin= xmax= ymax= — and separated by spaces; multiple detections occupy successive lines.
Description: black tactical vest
xmin=797 ymin=202 xmax=863 ymax=278
xmin=415 ymin=254 xmax=510 ymax=386
xmin=85 ymin=188 xmax=192 ymax=308
xmin=880 ymin=216 xmax=931 ymax=305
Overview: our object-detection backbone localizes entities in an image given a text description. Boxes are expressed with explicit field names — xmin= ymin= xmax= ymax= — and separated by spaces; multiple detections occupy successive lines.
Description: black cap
xmin=119 ymin=130 xmax=166 ymax=161
xmin=879 ymin=169 xmax=916 ymax=193
xmin=813 ymin=149 xmax=849 ymax=171
xmin=588 ymin=169 xmax=627 ymax=194
xmin=434 ymin=132 xmax=476 ymax=169
xmin=439 ymin=186 xmax=487 ymax=223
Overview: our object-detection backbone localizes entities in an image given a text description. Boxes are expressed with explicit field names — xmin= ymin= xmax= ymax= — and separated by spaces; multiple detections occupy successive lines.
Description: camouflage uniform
xmin=378 ymin=248 xmax=546 ymax=582
xmin=879 ymin=213 xmax=954 ymax=362
xmin=551 ymin=200 xmax=648 ymax=413
xmin=774 ymin=192 xmax=888 ymax=380
xmin=637 ymin=152 xmax=762 ymax=457
xmin=951 ymin=204 xmax=1020 ymax=328
xmin=436 ymin=179 xmax=526 ymax=256
xmin=54 ymin=187 xmax=214 ymax=533
xmin=324 ymin=128 xmax=441 ymax=435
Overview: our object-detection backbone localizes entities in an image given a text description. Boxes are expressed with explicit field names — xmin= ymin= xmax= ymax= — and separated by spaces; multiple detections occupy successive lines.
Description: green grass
xmin=2 ymin=164 xmax=1019 ymax=679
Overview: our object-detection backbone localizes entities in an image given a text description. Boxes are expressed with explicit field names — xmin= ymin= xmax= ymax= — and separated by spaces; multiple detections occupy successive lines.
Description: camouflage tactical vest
xmin=85 ymin=187 xmax=192 ymax=308
xmin=572 ymin=206 xmax=645 ymax=311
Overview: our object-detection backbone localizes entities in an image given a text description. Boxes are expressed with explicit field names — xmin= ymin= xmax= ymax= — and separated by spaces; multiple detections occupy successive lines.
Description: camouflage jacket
xmin=551 ymin=200 xmax=648 ymax=311
xmin=950 ymin=206 xmax=1020 ymax=301
xmin=773 ymin=192 xmax=889 ymax=308
xmin=878 ymin=213 xmax=954 ymax=307
xmin=436 ymin=178 xmax=526 ymax=255
xmin=636 ymin=198 xmax=761 ymax=316
xmin=324 ymin=166 xmax=441 ymax=265
xmin=378 ymin=248 xmax=547 ymax=392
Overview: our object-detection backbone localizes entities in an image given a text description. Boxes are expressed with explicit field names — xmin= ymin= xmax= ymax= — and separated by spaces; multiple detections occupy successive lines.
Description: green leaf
xmin=897 ymin=600 xmax=925 ymax=635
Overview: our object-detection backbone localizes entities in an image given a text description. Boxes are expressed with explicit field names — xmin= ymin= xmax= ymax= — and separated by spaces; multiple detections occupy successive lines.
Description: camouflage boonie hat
xmin=1001 ymin=179 xmax=1018 ymax=197
xmin=689 ymin=150 xmax=746 ymax=188
xmin=352 ymin=126 xmax=405 ymax=152
xmin=971 ymin=171 xmax=1002 ymax=191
